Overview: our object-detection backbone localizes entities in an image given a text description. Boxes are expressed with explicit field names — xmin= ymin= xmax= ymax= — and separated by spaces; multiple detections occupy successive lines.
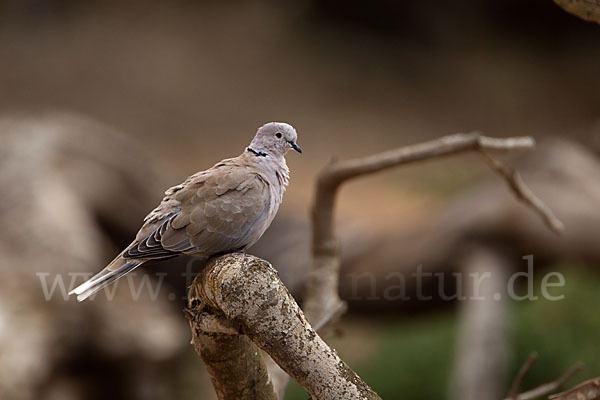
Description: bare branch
xmin=507 ymin=352 xmax=539 ymax=399
xmin=313 ymin=133 xmax=533 ymax=186
xmin=479 ymin=151 xmax=565 ymax=234
xmin=187 ymin=253 xmax=381 ymax=400
xmin=548 ymin=375 xmax=599 ymax=400
xmin=186 ymin=301 xmax=276 ymax=400
xmin=305 ymin=132 xmax=562 ymax=331
xmin=502 ymin=361 xmax=583 ymax=400
xmin=263 ymin=296 xmax=347 ymax=399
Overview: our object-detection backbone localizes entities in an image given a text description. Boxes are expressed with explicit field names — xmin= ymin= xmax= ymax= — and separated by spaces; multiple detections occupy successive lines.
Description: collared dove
xmin=70 ymin=122 xmax=301 ymax=301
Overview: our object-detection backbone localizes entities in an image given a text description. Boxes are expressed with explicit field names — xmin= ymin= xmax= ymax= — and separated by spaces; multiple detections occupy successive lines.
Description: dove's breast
xmin=239 ymin=170 xmax=284 ymax=250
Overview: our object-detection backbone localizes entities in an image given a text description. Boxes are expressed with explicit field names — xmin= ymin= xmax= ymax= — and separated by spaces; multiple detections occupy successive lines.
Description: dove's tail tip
xmin=70 ymin=258 xmax=144 ymax=302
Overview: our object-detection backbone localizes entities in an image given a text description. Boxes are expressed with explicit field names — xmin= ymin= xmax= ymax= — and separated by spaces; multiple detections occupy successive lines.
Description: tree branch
xmin=548 ymin=375 xmax=600 ymax=400
xmin=503 ymin=358 xmax=583 ymax=400
xmin=507 ymin=352 xmax=539 ymax=399
xmin=186 ymin=253 xmax=381 ymax=400
xmin=185 ymin=301 xmax=276 ymax=400
xmin=305 ymin=132 xmax=562 ymax=331
xmin=479 ymin=151 xmax=564 ymax=234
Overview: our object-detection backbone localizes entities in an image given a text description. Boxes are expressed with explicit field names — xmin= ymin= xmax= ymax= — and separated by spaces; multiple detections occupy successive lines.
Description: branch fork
xmin=185 ymin=253 xmax=381 ymax=400
xmin=307 ymin=132 xmax=563 ymax=337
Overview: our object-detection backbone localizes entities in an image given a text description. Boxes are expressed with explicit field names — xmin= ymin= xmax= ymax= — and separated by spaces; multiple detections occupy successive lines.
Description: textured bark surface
xmin=187 ymin=253 xmax=381 ymax=400
xmin=189 ymin=326 xmax=276 ymax=400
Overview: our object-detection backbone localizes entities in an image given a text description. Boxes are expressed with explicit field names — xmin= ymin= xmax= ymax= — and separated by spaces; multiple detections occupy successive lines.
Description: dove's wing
xmin=122 ymin=162 xmax=272 ymax=262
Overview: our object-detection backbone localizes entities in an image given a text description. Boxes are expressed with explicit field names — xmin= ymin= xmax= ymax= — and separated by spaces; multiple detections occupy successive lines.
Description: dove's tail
xmin=69 ymin=256 xmax=144 ymax=302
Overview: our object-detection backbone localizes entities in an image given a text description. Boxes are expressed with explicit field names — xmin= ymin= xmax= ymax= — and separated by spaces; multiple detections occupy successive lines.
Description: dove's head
xmin=249 ymin=122 xmax=302 ymax=158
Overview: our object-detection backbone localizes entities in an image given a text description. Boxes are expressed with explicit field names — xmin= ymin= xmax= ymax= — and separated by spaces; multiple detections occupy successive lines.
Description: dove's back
xmin=70 ymin=122 xmax=298 ymax=301
xmin=143 ymin=152 xmax=288 ymax=258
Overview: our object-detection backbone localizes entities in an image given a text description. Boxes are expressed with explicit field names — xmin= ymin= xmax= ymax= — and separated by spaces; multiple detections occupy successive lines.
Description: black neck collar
xmin=247 ymin=147 xmax=269 ymax=157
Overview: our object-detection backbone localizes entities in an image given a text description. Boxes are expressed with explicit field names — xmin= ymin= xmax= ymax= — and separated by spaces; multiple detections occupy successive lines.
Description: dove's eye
xmin=275 ymin=132 xmax=282 ymax=139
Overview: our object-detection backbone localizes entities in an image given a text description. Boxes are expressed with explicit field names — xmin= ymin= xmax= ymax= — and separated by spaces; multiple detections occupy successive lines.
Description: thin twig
xmin=508 ymin=352 xmax=538 ymax=399
xmin=503 ymin=361 xmax=583 ymax=400
xmin=479 ymin=151 xmax=564 ymax=234
xmin=518 ymin=362 xmax=583 ymax=400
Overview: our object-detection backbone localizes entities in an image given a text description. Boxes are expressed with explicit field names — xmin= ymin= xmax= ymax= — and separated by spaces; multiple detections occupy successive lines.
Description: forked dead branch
xmin=304 ymin=132 xmax=563 ymax=332
xmin=186 ymin=254 xmax=381 ymax=400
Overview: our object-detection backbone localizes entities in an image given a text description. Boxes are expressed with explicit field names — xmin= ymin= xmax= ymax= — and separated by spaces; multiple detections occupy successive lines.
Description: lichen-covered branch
xmin=186 ymin=253 xmax=381 ymax=400
xmin=185 ymin=301 xmax=276 ymax=400
xmin=191 ymin=328 xmax=276 ymax=400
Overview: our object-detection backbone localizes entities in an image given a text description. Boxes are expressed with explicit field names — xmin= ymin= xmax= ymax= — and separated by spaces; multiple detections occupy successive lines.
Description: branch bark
xmin=548 ymin=376 xmax=600 ymax=400
xmin=186 ymin=253 xmax=381 ymax=400
xmin=186 ymin=314 xmax=277 ymax=400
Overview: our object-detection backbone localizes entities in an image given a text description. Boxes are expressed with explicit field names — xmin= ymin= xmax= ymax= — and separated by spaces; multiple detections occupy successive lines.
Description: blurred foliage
xmin=510 ymin=265 xmax=600 ymax=392
xmin=284 ymin=311 xmax=456 ymax=400
xmin=359 ymin=313 xmax=456 ymax=400
xmin=286 ymin=264 xmax=600 ymax=399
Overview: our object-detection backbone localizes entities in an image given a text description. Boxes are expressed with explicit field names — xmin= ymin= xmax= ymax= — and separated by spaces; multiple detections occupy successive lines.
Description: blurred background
xmin=1 ymin=1 xmax=599 ymax=399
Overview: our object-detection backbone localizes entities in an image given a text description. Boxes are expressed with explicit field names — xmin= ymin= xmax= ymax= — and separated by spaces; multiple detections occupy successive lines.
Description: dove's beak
xmin=289 ymin=141 xmax=302 ymax=153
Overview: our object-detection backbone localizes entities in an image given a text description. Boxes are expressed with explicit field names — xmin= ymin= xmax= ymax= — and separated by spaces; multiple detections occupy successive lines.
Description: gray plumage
xmin=70 ymin=122 xmax=301 ymax=301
